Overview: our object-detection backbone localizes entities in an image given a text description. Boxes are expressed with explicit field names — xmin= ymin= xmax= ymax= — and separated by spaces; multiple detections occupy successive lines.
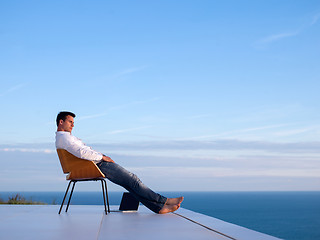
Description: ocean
xmin=1 ymin=191 xmax=319 ymax=240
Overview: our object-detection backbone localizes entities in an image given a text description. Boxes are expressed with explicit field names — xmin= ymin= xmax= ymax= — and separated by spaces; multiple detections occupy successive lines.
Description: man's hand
xmin=102 ymin=155 xmax=115 ymax=163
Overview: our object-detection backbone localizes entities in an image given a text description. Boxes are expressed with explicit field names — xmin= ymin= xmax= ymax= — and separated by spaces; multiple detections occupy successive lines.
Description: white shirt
xmin=55 ymin=131 xmax=103 ymax=163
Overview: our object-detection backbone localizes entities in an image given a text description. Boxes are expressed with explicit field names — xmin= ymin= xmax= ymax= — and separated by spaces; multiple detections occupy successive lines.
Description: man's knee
xmin=129 ymin=173 xmax=142 ymax=187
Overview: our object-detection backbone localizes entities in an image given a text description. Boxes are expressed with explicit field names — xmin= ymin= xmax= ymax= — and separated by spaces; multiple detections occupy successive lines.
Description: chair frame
xmin=58 ymin=178 xmax=110 ymax=214
xmin=57 ymin=149 xmax=110 ymax=215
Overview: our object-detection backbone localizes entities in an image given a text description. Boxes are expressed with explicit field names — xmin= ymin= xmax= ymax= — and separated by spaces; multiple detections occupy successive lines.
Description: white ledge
xmin=0 ymin=205 xmax=281 ymax=240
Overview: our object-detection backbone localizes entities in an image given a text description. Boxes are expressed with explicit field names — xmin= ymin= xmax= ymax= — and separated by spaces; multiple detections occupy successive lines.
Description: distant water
xmin=1 ymin=191 xmax=319 ymax=240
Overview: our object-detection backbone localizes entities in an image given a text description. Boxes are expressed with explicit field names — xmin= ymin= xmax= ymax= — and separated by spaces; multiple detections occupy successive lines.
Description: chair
xmin=56 ymin=149 xmax=110 ymax=214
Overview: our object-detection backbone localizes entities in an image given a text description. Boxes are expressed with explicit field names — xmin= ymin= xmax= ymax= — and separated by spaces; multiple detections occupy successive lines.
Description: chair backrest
xmin=56 ymin=149 xmax=105 ymax=180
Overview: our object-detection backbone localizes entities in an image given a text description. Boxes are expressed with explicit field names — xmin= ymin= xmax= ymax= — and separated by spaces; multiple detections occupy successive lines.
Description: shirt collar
xmin=56 ymin=131 xmax=71 ymax=135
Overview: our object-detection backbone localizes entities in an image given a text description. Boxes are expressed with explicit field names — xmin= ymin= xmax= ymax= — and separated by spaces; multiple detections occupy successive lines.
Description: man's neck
xmin=57 ymin=130 xmax=71 ymax=134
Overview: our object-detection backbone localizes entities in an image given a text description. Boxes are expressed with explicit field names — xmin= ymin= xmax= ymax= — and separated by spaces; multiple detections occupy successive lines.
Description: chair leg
xmin=59 ymin=181 xmax=72 ymax=214
xmin=66 ymin=180 xmax=76 ymax=213
xmin=104 ymin=180 xmax=110 ymax=213
xmin=101 ymin=179 xmax=110 ymax=213
xmin=101 ymin=180 xmax=107 ymax=215
xmin=59 ymin=179 xmax=110 ymax=214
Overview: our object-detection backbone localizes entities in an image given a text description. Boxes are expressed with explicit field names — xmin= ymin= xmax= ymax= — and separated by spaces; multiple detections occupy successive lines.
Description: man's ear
xmin=59 ymin=119 xmax=64 ymax=125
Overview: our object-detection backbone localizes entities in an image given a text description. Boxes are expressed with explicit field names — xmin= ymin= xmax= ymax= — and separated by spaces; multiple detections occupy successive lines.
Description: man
xmin=55 ymin=111 xmax=183 ymax=214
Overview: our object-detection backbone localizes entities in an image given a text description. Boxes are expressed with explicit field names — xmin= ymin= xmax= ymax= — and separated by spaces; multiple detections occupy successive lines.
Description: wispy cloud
xmin=311 ymin=12 xmax=320 ymax=25
xmin=0 ymin=83 xmax=27 ymax=97
xmin=1 ymin=140 xmax=319 ymax=191
xmin=107 ymin=126 xmax=152 ymax=135
xmin=108 ymin=97 xmax=160 ymax=111
xmin=77 ymin=112 xmax=109 ymax=121
xmin=4 ymin=136 xmax=320 ymax=156
xmin=47 ymin=97 xmax=160 ymax=126
xmin=176 ymin=124 xmax=289 ymax=140
xmin=46 ymin=112 xmax=109 ymax=125
xmin=112 ymin=66 xmax=148 ymax=79
xmin=258 ymin=31 xmax=300 ymax=44
xmin=0 ymin=147 xmax=54 ymax=154
xmin=187 ymin=114 xmax=211 ymax=120
xmin=273 ymin=126 xmax=319 ymax=137
xmin=92 ymin=139 xmax=320 ymax=154
xmin=129 ymin=166 xmax=320 ymax=178
xmin=256 ymin=11 xmax=320 ymax=47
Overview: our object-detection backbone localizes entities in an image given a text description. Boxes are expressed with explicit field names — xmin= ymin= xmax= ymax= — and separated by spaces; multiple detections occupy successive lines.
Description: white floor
xmin=0 ymin=205 xmax=281 ymax=240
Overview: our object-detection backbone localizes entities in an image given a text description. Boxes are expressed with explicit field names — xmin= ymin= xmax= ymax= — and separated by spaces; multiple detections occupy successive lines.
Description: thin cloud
xmin=93 ymin=139 xmax=320 ymax=154
xmin=273 ymin=126 xmax=319 ymax=137
xmin=311 ymin=12 xmax=320 ymax=25
xmin=176 ymin=124 xmax=289 ymax=140
xmin=54 ymin=97 xmax=160 ymax=125
xmin=187 ymin=114 xmax=211 ymax=120
xmin=46 ymin=112 xmax=109 ymax=125
xmin=259 ymin=31 xmax=300 ymax=44
xmin=4 ymin=138 xmax=320 ymax=155
xmin=108 ymin=97 xmax=160 ymax=111
xmin=0 ymin=83 xmax=27 ymax=97
xmin=0 ymin=147 xmax=54 ymax=154
xmin=256 ymin=11 xmax=320 ymax=46
xmin=128 ymin=166 xmax=320 ymax=178
xmin=107 ymin=126 xmax=152 ymax=135
xmin=77 ymin=112 xmax=109 ymax=121
xmin=113 ymin=66 xmax=148 ymax=78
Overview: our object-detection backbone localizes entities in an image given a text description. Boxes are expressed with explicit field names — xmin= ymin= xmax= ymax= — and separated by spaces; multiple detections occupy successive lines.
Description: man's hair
xmin=56 ymin=111 xmax=76 ymax=126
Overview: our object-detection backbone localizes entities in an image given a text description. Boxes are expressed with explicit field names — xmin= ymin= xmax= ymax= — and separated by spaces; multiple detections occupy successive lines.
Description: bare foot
xmin=165 ymin=197 xmax=184 ymax=205
xmin=159 ymin=204 xmax=180 ymax=214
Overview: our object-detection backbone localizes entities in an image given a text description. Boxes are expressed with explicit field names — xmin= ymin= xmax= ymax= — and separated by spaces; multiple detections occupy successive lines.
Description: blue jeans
xmin=96 ymin=161 xmax=167 ymax=213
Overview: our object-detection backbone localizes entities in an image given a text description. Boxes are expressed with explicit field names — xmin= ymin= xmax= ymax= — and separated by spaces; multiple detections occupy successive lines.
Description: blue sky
xmin=1 ymin=0 xmax=320 ymax=192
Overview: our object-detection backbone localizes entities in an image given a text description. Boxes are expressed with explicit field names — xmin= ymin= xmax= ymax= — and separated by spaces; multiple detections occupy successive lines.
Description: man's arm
xmin=59 ymin=133 xmax=102 ymax=161
xmin=56 ymin=132 xmax=114 ymax=163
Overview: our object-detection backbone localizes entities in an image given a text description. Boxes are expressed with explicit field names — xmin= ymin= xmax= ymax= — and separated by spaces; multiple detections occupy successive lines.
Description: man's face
xmin=59 ymin=115 xmax=74 ymax=132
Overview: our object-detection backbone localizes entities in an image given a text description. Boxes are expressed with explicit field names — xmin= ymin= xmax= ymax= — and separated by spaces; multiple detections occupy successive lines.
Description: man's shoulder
xmin=56 ymin=131 xmax=72 ymax=143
